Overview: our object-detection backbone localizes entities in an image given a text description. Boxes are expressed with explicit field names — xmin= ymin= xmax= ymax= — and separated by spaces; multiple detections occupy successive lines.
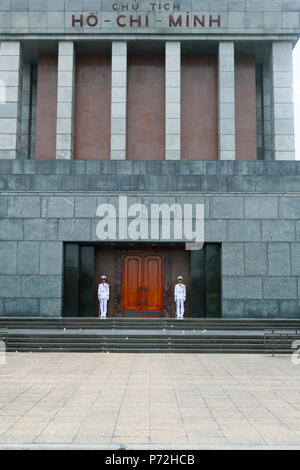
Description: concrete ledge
xmin=0 ymin=161 xmax=300 ymax=193
xmin=1 ymin=160 xmax=300 ymax=175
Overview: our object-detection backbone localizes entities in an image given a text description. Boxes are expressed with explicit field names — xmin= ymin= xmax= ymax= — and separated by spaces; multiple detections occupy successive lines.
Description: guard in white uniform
xmin=98 ymin=275 xmax=110 ymax=318
xmin=174 ymin=276 xmax=186 ymax=319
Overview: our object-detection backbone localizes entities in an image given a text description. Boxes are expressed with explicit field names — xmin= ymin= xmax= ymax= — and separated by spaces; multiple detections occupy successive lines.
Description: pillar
xmin=0 ymin=41 xmax=23 ymax=160
xmin=263 ymin=62 xmax=272 ymax=161
xmin=56 ymin=41 xmax=75 ymax=160
xmin=271 ymin=41 xmax=295 ymax=160
xmin=111 ymin=41 xmax=127 ymax=160
xmin=165 ymin=41 xmax=181 ymax=160
xmin=21 ymin=63 xmax=32 ymax=160
xmin=218 ymin=42 xmax=235 ymax=160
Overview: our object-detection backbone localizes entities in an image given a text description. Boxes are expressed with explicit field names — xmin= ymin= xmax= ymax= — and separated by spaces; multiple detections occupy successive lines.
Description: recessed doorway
xmin=122 ymin=252 xmax=163 ymax=317
xmin=62 ymin=242 xmax=221 ymax=318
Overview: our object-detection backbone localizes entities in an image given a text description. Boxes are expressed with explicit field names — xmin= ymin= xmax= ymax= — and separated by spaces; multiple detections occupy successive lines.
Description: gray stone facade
xmin=0 ymin=160 xmax=299 ymax=318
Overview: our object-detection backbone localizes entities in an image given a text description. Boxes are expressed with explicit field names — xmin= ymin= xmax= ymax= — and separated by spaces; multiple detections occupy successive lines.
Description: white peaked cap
xmin=177 ymin=275 xmax=183 ymax=280
xmin=100 ymin=274 xmax=107 ymax=279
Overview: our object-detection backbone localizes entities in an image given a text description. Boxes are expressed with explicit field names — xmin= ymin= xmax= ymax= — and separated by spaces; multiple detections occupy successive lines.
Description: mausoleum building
xmin=0 ymin=0 xmax=300 ymax=319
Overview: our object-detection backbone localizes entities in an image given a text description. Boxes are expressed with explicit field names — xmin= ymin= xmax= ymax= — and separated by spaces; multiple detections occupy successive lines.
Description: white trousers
xmin=99 ymin=299 xmax=108 ymax=317
xmin=176 ymin=300 xmax=185 ymax=317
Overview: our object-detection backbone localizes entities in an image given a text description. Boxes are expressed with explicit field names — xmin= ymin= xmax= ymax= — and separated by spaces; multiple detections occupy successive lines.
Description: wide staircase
xmin=1 ymin=317 xmax=300 ymax=353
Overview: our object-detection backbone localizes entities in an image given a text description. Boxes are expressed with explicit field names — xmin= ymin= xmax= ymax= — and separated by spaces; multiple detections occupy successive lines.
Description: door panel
xmin=63 ymin=244 xmax=79 ymax=317
xmin=143 ymin=256 xmax=162 ymax=316
xmin=78 ymin=246 xmax=94 ymax=317
xmin=190 ymin=248 xmax=205 ymax=318
xmin=122 ymin=253 xmax=163 ymax=317
xmin=63 ymin=244 xmax=94 ymax=317
xmin=206 ymin=244 xmax=221 ymax=318
xmin=123 ymin=255 xmax=143 ymax=316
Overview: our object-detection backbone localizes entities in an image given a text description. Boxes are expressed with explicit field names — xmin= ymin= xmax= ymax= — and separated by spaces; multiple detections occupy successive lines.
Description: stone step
xmin=3 ymin=317 xmax=299 ymax=354
xmin=6 ymin=342 xmax=275 ymax=349
xmin=7 ymin=335 xmax=266 ymax=341
xmin=6 ymin=346 xmax=291 ymax=354
xmin=6 ymin=336 xmax=294 ymax=353
xmin=1 ymin=317 xmax=300 ymax=331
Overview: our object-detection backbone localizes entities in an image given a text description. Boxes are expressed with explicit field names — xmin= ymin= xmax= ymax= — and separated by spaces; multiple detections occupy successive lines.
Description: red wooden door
xmin=123 ymin=255 xmax=143 ymax=317
xmin=123 ymin=254 xmax=163 ymax=317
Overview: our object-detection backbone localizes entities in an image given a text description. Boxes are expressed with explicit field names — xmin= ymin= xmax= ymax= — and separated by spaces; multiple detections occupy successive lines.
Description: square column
xmin=21 ymin=64 xmax=32 ymax=160
xmin=0 ymin=41 xmax=23 ymax=160
xmin=218 ymin=42 xmax=236 ymax=160
xmin=165 ymin=42 xmax=181 ymax=160
xmin=263 ymin=62 xmax=272 ymax=161
xmin=111 ymin=41 xmax=127 ymax=160
xmin=56 ymin=41 xmax=75 ymax=160
xmin=271 ymin=42 xmax=295 ymax=161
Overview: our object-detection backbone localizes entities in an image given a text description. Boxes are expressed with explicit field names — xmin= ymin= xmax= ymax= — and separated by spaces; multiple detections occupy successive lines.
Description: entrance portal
xmin=123 ymin=253 xmax=163 ymax=317
xmin=62 ymin=242 xmax=221 ymax=318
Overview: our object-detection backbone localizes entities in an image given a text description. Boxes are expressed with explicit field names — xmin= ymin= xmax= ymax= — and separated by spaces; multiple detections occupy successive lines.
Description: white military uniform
xmin=174 ymin=282 xmax=186 ymax=318
xmin=98 ymin=282 xmax=110 ymax=318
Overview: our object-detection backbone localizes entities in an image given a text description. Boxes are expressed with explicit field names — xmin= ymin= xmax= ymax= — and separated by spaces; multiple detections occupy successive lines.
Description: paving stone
xmin=1 ymin=354 xmax=300 ymax=447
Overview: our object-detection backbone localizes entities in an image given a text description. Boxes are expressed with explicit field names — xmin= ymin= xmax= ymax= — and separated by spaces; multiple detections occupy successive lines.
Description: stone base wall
xmin=0 ymin=160 xmax=299 ymax=318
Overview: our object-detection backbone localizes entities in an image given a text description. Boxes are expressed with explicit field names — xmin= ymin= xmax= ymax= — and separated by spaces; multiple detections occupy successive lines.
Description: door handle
xmin=144 ymin=287 xmax=148 ymax=305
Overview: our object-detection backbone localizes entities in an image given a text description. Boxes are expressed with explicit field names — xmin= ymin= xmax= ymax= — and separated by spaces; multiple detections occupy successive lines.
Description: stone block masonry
xmin=0 ymin=160 xmax=299 ymax=318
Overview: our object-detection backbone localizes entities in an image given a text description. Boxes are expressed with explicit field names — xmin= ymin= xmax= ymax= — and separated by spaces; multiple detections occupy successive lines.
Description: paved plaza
xmin=1 ymin=353 xmax=300 ymax=449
